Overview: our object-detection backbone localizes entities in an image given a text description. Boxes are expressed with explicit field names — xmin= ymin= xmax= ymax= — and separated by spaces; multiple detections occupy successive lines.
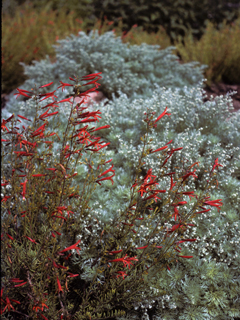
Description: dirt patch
xmin=203 ymin=82 xmax=240 ymax=113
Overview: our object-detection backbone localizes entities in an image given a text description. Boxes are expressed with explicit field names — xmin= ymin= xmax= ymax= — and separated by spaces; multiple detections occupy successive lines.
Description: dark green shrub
xmin=93 ymin=0 xmax=240 ymax=42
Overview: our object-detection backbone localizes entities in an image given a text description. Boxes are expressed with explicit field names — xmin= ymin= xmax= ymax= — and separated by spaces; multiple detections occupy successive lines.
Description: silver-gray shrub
xmin=4 ymin=30 xmax=206 ymax=104
xmin=2 ymin=30 xmax=240 ymax=319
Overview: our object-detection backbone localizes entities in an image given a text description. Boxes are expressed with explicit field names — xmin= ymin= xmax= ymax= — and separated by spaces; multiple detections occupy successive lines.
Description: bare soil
xmin=203 ymin=82 xmax=240 ymax=113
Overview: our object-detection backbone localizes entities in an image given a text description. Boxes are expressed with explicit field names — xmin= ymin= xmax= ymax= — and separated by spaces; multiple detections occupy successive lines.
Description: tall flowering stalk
xmin=1 ymin=75 xmax=223 ymax=319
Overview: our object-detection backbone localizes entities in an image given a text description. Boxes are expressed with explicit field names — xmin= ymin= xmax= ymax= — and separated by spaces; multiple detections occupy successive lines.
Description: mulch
xmin=203 ymin=82 xmax=240 ymax=113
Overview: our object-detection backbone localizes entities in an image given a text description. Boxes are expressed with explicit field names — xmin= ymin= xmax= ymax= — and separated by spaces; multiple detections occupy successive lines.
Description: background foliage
xmin=2 ymin=0 xmax=240 ymax=96
xmin=3 ymin=0 xmax=240 ymax=40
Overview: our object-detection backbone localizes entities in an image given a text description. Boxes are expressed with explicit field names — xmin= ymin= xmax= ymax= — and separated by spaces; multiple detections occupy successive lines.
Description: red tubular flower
xmin=1 ymin=115 xmax=14 ymax=132
xmin=1 ymin=120 xmax=10 ymax=132
xmin=171 ymin=207 xmax=179 ymax=221
xmin=210 ymin=158 xmax=223 ymax=174
xmin=56 ymin=276 xmax=63 ymax=293
xmin=153 ymin=107 xmax=171 ymax=124
xmin=94 ymin=142 xmax=110 ymax=151
xmin=14 ymin=282 xmax=27 ymax=287
xmin=41 ymin=101 xmax=59 ymax=109
xmin=1 ymin=196 xmax=11 ymax=202
xmin=142 ymin=192 xmax=161 ymax=202
xmin=182 ymin=169 xmax=198 ymax=183
xmin=136 ymin=245 xmax=148 ymax=250
xmin=9 ymin=278 xmax=24 ymax=283
xmin=1 ymin=295 xmax=20 ymax=314
xmin=39 ymin=108 xmax=51 ymax=119
xmin=203 ymin=199 xmax=223 ymax=212
xmin=81 ymin=79 xmax=101 ymax=86
xmin=20 ymin=179 xmax=27 ymax=200
xmin=41 ymin=111 xmax=59 ymax=119
xmin=178 ymin=191 xmax=196 ymax=200
xmin=91 ymin=125 xmax=111 ymax=132
xmin=150 ymin=145 xmax=168 ymax=154
xmin=115 ymin=271 xmax=128 ymax=279
xmin=178 ymin=255 xmax=193 ymax=259
xmin=143 ymin=168 xmax=156 ymax=183
xmin=14 ymin=88 xmax=32 ymax=99
xmin=57 ymin=81 xmax=73 ymax=92
xmin=96 ymin=164 xmax=115 ymax=185
xmin=107 ymin=250 xmax=123 ymax=255
xmin=176 ymin=238 xmax=197 ymax=244
xmin=32 ymin=123 xmax=47 ymax=136
xmin=167 ymin=147 xmax=183 ymax=155
xmin=55 ymin=97 xmax=72 ymax=105
xmin=122 ymin=222 xmax=134 ymax=226
xmin=189 ymin=162 xmax=200 ymax=169
xmin=52 ymin=260 xmax=67 ymax=270
xmin=137 ymin=179 xmax=160 ymax=197
xmin=6 ymin=234 xmax=14 ymax=240
xmin=38 ymin=90 xmax=58 ymax=102
xmin=194 ymin=209 xmax=211 ymax=214
xmin=39 ymin=81 xmax=54 ymax=88
xmin=33 ymin=300 xmax=49 ymax=312
xmin=25 ymin=236 xmax=37 ymax=244
xmin=169 ymin=175 xmax=176 ymax=190
xmin=81 ymin=72 xmax=102 ymax=80
xmin=67 ymin=273 xmax=79 ymax=278
xmin=171 ymin=201 xmax=188 ymax=207
xmin=167 ymin=223 xmax=181 ymax=233
xmin=17 ymin=115 xmax=31 ymax=121
xmin=14 ymin=151 xmax=34 ymax=157
xmin=108 ymin=254 xmax=138 ymax=270
xmin=58 ymin=239 xmax=81 ymax=255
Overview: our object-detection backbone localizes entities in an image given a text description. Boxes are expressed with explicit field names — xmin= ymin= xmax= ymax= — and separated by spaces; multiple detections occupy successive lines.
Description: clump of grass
xmin=2 ymin=1 xmax=90 ymax=94
xmin=174 ymin=17 xmax=240 ymax=86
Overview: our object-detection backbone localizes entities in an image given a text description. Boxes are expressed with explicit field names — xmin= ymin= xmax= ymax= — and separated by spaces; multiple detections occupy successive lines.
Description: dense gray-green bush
xmin=2 ymin=30 xmax=240 ymax=319
xmin=14 ymin=31 xmax=206 ymax=101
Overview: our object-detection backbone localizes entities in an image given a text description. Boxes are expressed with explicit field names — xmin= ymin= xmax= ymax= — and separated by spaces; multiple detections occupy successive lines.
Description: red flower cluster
xmin=1 ymin=72 xmax=224 ymax=318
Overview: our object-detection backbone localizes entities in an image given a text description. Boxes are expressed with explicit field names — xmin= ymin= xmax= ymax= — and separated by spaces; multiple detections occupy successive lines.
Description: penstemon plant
xmin=1 ymin=74 xmax=223 ymax=320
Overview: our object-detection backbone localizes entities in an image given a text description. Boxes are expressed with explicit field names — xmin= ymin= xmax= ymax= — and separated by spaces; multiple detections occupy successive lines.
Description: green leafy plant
xmin=92 ymin=0 xmax=240 ymax=41
xmin=1 ymin=73 xmax=224 ymax=319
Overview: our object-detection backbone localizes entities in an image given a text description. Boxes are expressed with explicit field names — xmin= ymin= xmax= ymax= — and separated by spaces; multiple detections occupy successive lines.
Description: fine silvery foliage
xmin=2 ymin=31 xmax=240 ymax=319
xmin=5 ymin=30 xmax=206 ymax=104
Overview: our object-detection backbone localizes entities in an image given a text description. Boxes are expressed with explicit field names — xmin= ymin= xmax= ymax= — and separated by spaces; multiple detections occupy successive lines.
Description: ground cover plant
xmin=2 ymin=31 xmax=240 ymax=319
xmin=1 ymin=73 xmax=227 ymax=319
